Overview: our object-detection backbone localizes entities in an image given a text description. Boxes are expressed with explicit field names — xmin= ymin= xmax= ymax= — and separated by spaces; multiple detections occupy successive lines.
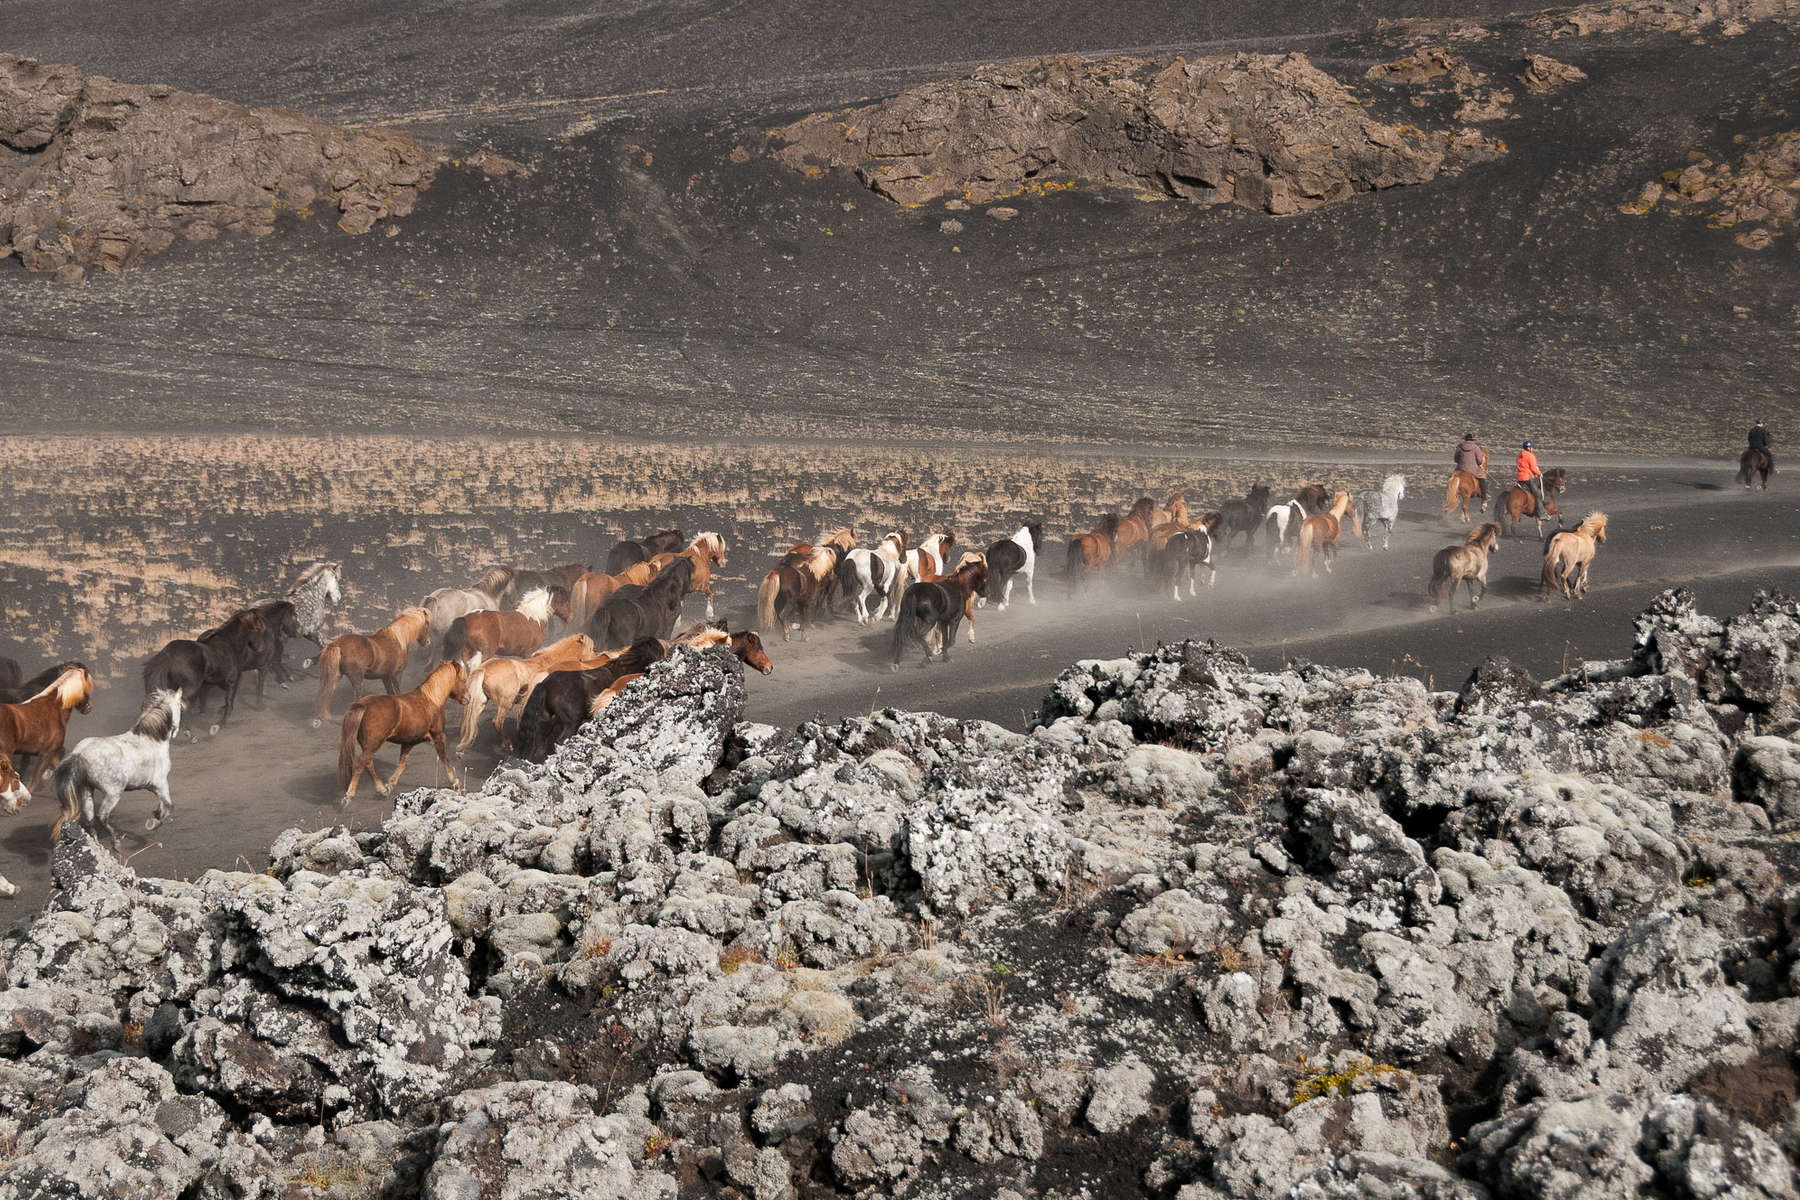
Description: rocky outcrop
xmin=1517 ymin=53 xmax=1590 ymax=93
xmin=771 ymin=52 xmax=1503 ymax=211
xmin=1624 ymin=131 xmax=1800 ymax=250
xmin=4 ymin=595 xmax=1800 ymax=1197
xmin=1525 ymin=0 xmax=1800 ymax=37
xmin=0 ymin=54 xmax=440 ymax=278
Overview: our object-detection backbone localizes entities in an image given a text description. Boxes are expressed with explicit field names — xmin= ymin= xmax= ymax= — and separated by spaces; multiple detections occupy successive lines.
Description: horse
xmin=983 ymin=524 xmax=1043 ymax=610
xmin=441 ymin=587 xmax=566 ymax=666
xmin=285 ymin=562 xmax=344 ymax=664
xmin=1352 ymin=474 xmax=1406 ymax=551
xmin=143 ymin=609 xmax=268 ymax=736
xmin=0 ymin=665 xmax=94 ymax=793
xmin=337 ymin=659 xmax=470 ymax=805
xmin=455 ymin=633 xmax=597 ymax=755
xmin=839 ymin=532 xmax=907 ymax=624
xmin=1541 ymin=512 xmax=1609 ymax=601
xmin=1112 ymin=499 xmax=1158 ymax=564
xmin=757 ymin=529 xmax=855 ymax=640
xmin=313 ymin=608 xmax=433 ymax=725
xmin=1443 ymin=471 xmax=1485 ymax=524
xmin=423 ymin=566 xmax=515 ymax=642
xmin=586 ymin=629 xmax=776 ymax=718
xmin=0 ymin=657 xmax=19 ymax=699
xmin=1495 ymin=467 xmax=1567 ymax=538
xmin=1261 ymin=500 xmax=1309 ymax=558
xmin=49 ymin=690 xmax=184 ymax=848
xmin=1738 ymin=448 xmax=1773 ymax=490
xmin=646 ymin=533 xmax=728 ymax=622
xmin=590 ymin=558 xmax=695 ymax=650
xmin=244 ymin=599 xmax=304 ymax=705
xmin=1294 ymin=493 xmax=1354 ymax=578
xmin=1216 ymin=484 xmax=1273 ymax=553
xmin=567 ymin=561 xmax=662 ymax=627
xmin=896 ymin=531 xmax=956 ymax=594
xmin=1151 ymin=529 xmax=1215 ymax=600
xmin=1148 ymin=491 xmax=1189 ymax=529
xmin=1428 ymin=523 xmax=1502 ymax=612
xmin=0 ymin=659 xmax=87 ymax=706
xmin=890 ymin=560 xmax=988 ymax=670
xmin=1067 ymin=514 xmax=1121 ymax=595
xmin=514 ymin=638 xmax=671 ymax=761
xmin=1294 ymin=484 xmax=1332 ymax=515
xmin=606 ymin=529 xmax=685 ymax=574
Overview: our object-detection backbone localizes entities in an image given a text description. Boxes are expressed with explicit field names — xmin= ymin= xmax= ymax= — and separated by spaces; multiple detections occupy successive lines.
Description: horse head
xmin=1097 ymin=513 xmax=1122 ymax=537
xmin=1025 ymin=522 xmax=1045 ymax=549
xmin=733 ymin=631 xmax=774 ymax=675
xmin=0 ymin=754 xmax=27 ymax=812
xmin=1544 ymin=468 xmax=1568 ymax=494
xmin=1246 ymin=483 xmax=1272 ymax=508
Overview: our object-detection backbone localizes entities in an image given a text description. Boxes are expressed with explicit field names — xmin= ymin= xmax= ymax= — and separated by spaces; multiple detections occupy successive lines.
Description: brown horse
xmin=568 ymin=559 xmax=664 ymax=627
xmin=1067 ymin=513 xmax=1122 ymax=595
xmin=1294 ymin=483 xmax=1332 ymax=515
xmin=757 ymin=528 xmax=855 ymax=640
xmin=0 ymin=665 xmax=94 ymax=794
xmin=1112 ymin=498 xmax=1159 ymax=563
xmin=1294 ymin=493 xmax=1353 ymax=577
xmin=1541 ymin=512 xmax=1609 ymax=600
xmin=1429 ymin=522 xmax=1502 ymax=612
xmin=1496 ymin=468 xmax=1567 ymax=537
xmin=1738 ymin=448 xmax=1773 ymax=490
xmin=587 ymin=629 xmax=776 ymax=718
xmin=441 ymin=587 xmax=566 ymax=666
xmin=1443 ymin=470 xmax=1485 ymax=524
xmin=338 ymin=659 xmax=470 ymax=805
xmin=456 ymin=632 xmax=597 ymax=754
xmin=314 ymin=608 xmax=432 ymax=725
xmin=645 ymin=533 xmax=728 ymax=621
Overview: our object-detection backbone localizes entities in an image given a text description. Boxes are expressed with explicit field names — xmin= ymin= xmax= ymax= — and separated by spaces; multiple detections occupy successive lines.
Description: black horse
xmin=890 ymin=561 xmax=987 ymax=671
xmin=0 ymin=659 xmax=89 ymax=705
xmin=1216 ymin=484 xmax=1272 ymax=554
xmin=1738 ymin=447 xmax=1773 ymax=490
xmin=588 ymin=558 xmax=693 ymax=651
xmin=605 ymin=529 xmax=685 ymax=574
xmin=142 ymin=608 xmax=268 ymax=736
xmin=245 ymin=599 xmax=304 ymax=706
xmin=514 ymin=638 xmax=669 ymax=760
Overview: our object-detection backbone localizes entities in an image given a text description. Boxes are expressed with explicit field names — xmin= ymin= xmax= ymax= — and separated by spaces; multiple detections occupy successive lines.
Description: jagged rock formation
xmin=1516 ymin=53 xmax=1590 ymax=93
xmin=771 ymin=53 xmax=1503 ymax=212
xmin=5 ymin=591 xmax=1800 ymax=1197
xmin=1625 ymin=131 xmax=1800 ymax=249
xmin=1525 ymin=0 xmax=1800 ymax=36
xmin=0 ymin=54 xmax=439 ymax=279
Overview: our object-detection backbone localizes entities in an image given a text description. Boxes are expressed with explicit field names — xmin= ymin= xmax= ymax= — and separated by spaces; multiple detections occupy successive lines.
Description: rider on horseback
xmin=1516 ymin=441 xmax=1549 ymax=517
xmin=1749 ymin=420 xmax=1773 ymax=471
xmin=1455 ymin=433 xmax=1489 ymax=503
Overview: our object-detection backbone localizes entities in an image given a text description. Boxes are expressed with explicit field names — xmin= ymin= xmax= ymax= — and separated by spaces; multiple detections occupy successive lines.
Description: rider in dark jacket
xmin=1749 ymin=421 xmax=1773 ymax=470
xmin=1454 ymin=434 xmax=1489 ymax=503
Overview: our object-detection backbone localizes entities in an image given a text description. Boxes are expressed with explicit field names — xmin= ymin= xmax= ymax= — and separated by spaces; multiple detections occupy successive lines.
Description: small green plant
xmin=1685 ymin=874 xmax=1715 ymax=889
xmin=643 ymin=1131 xmax=674 ymax=1159
xmin=1289 ymin=1057 xmax=1401 ymax=1108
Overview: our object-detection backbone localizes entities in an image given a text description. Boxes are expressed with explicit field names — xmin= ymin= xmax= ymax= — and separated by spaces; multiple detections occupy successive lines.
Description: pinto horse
xmin=757 ymin=529 xmax=855 ymax=640
xmin=144 ymin=609 xmax=268 ymax=736
xmin=0 ymin=664 xmax=94 ymax=796
xmin=839 ymin=532 xmax=907 ymax=624
xmin=1443 ymin=470 xmax=1485 ymax=524
xmin=890 ymin=560 xmax=988 ymax=670
xmin=1429 ymin=523 xmax=1502 ymax=612
xmin=590 ymin=558 xmax=694 ymax=650
xmin=1495 ymin=468 xmax=1567 ymax=538
xmin=338 ymin=659 xmax=470 ymax=804
xmin=514 ymin=637 xmax=671 ymax=761
xmin=441 ymin=587 xmax=566 ymax=666
xmin=456 ymin=633 xmax=597 ymax=754
xmin=1067 ymin=514 xmax=1121 ymax=595
xmin=1541 ymin=512 xmax=1608 ymax=600
xmin=606 ymin=529 xmax=685 ymax=574
xmin=1294 ymin=493 xmax=1353 ymax=578
xmin=1216 ymin=484 xmax=1273 ymax=553
xmin=1739 ymin=448 xmax=1773 ymax=490
xmin=896 ymin=532 xmax=956 ymax=595
xmin=1261 ymin=499 xmax=1309 ymax=558
xmin=1151 ymin=529 xmax=1215 ymax=600
xmin=313 ymin=608 xmax=433 ymax=725
xmin=983 ymin=524 xmax=1043 ymax=610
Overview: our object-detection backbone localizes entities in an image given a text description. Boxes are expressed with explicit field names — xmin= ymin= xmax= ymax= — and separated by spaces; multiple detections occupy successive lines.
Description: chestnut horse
xmin=644 ymin=532 xmax=728 ymax=621
xmin=0 ymin=665 xmax=94 ymax=794
xmin=568 ymin=559 xmax=664 ymax=627
xmin=1495 ymin=468 xmax=1567 ymax=538
xmin=455 ymin=632 xmax=597 ymax=754
xmin=1112 ymin=498 xmax=1158 ymax=564
xmin=1541 ymin=512 xmax=1608 ymax=600
xmin=1443 ymin=470 xmax=1485 ymax=524
xmin=757 ymin=529 xmax=855 ymax=641
xmin=337 ymin=659 xmax=469 ymax=804
xmin=586 ymin=629 xmax=776 ymax=718
xmin=441 ymin=587 xmax=565 ymax=666
xmin=1067 ymin=513 xmax=1122 ymax=595
xmin=890 ymin=560 xmax=988 ymax=670
xmin=1429 ymin=523 xmax=1502 ymax=612
xmin=1294 ymin=493 xmax=1353 ymax=577
xmin=314 ymin=608 xmax=432 ymax=725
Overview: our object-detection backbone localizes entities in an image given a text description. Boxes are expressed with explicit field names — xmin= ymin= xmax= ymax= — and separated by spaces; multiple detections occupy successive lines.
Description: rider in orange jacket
xmin=1515 ymin=441 xmax=1548 ymax=516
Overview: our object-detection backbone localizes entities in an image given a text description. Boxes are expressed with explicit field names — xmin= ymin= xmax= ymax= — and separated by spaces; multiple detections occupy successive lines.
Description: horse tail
xmin=1066 ymin=539 xmax=1085 ymax=594
xmin=314 ymin=641 xmax=342 ymax=720
xmin=1540 ymin=541 xmax=1562 ymax=597
xmin=890 ymin=590 xmax=913 ymax=665
xmin=50 ymin=754 xmax=88 ymax=841
xmin=1444 ymin=475 xmax=1459 ymax=515
xmin=1296 ymin=523 xmax=1314 ymax=575
xmin=459 ymin=667 xmax=489 ymax=749
xmin=1351 ymin=501 xmax=1365 ymax=542
xmin=516 ymin=683 xmax=551 ymax=762
xmin=336 ymin=703 xmax=366 ymax=793
xmin=756 ymin=570 xmax=781 ymax=632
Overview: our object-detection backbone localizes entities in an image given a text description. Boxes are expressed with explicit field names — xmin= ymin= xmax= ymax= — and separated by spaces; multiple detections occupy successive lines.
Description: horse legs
xmin=211 ymin=676 xmax=241 ymax=736
xmin=377 ymin=745 xmax=414 ymax=798
xmin=938 ymin=616 xmax=962 ymax=663
xmin=430 ymin=725 xmax=461 ymax=791
xmin=94 ymin=786 xmax=123 ymax=851
xmin=146 ymin=779 xmax=174 ymax=831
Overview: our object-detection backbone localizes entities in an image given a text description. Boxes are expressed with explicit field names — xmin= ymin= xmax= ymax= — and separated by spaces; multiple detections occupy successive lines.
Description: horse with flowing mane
xmin=646 ymin=533 xmax=728 ymax=621
xmin=1353 ymin=474 xmax=1407 ymax=551
xmin=0 ymin=664 xmax=93 ymax=794
xmin=441 ymin=587 xmax=567 ymax=666
xmin=1067 ymin=514 xmax=1121 ymax=595
xmin=423 ymin=566 xmax=514 ymax=642
xmin=338 ymin=659 xmax=469 ymax=804
xmin=1495 ymin=468 xmax=1567 ymax=538
xmin=285 ymin=562 xmax=343 ymax=664
xmin=1216 ymin=484 xmax=1273 ymax=553
xmin=890 ymin=560 xmax=988 ymax=670
xmin=585 ymin=628 xmax=776 ymax=718
xmin=514 ymin=637 xmax=671 ymax=760
xmin=1428 ymin=523 xmax=1502 ymax=612
xmin=1738 ymin=448 xmax=1773 ymax=490
xmin=757 ymin=529 xmax=855 ymax=641
xmin=1295 ymin=493 xmax=1353 ymax=577
xmin=1541 ymin=512 xmax=1609 ymax=600
xmin=455 ymin=633 xmax=597 ymax=754
xmin=0 ymin=659 xmax=86 ymax=706
xmin=1443 ymin=471 xmax=1484 ymax=524
xmin=50 ymin=690 xmax=184 ymax=848
xmin=313 ymin=608 xmax=433 ymax=725
xmin=143 ymin=609 xmax=267 ymax=736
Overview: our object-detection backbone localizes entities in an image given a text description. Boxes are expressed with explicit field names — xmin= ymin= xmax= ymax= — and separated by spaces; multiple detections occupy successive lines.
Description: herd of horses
xmin=3 ymin=450 xmax=1772 ymax=891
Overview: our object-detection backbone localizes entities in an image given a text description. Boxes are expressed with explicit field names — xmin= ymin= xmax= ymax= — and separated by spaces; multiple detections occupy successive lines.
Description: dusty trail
xmin=1 ymin=467 xmax=1793 ymax=919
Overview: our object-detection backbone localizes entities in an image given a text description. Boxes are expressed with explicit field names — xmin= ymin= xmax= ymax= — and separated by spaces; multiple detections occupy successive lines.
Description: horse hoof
xmin=301 ymin=658 xmax=315 ymax=670
xmin=208 ymin=724 xmax=221 ymax=737
xmin=340 ymin=794 xmax=354 ymax=809
xmin=144 ymin=817 xmax=160 ymax=831
xmin=310 ymin=717 xmax=323 ymax=730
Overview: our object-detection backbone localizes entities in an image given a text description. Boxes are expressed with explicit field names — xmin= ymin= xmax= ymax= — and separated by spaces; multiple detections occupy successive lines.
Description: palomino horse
xmin=313 ymin=608 xmax=433 ymax=725
xmin=1429 ymin=523 xmax=1502 ymax=612
xmin=644 ymin=532 xmax=728 ymax=621
xmin=568 ymin=560 xmax=663 ymax=628
xmin=1495 ymin=468 xmax=1567 ymax=538
xmin=1443 ymin=470 xmax=1485 ymax=524
xmin=757 ymin=529 xmax=855 ymax=641
xmin=456 ymin=633 xmax=596 ymax=754
xmin=1352 ymin=474 xmax=1407 ymax=551
xmin=590 ymin=558 xmax=695 ymax=650
xmin=423 ymin=566 xmax=514 ymax=642
xmin=839 ymin=532 xmax=907 ymax=624
xmin=1738 ymin=448 xmax=1773 ymax=490
xmin=515 ymin=637 xmax=671 ymax=761
xmin=1151 ymin=529 xmax=1215 ymax=600
xmin=983 ymin=524 xmax=1043 ymax=610
xmin=338 ymin=659 xmax=469 ymax=804
xmin=0 ymin=664 xmax=94 ymax=793
xmin=1541 ymin=512 xmax=1609 ymax=600
xmin=50 ymin=690 xmax=184 ymax=848
xmin=606 ymin=529 xmax=685 ymax=574
xmin=441 ymin=587 xmax=566 ymax=666
xmin=586 ymin=629 xmax=776 ymax=718
xmin=143 ymin=609 xmax=267 ymax=736
xmin=1294 ymin=493 xmax=1353 ymax=577
xmin=1067 ymin=514 xmax=1121 ymax=595
xmin=890 ymin=560 xmax=988 ymax=670
xmin=1216 ymin=484 xmax=1273 ymax=553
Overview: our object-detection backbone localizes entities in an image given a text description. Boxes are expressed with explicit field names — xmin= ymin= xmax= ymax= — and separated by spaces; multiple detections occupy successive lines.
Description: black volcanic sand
xmin=2 ymin=461 xmax=1794 ymax=920
xmin=0 ymin=6 xmax=1796 ymax=450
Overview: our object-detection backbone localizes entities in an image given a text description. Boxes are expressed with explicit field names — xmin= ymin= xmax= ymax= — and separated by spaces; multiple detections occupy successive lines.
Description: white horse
xmin=287 ymin=561 xmax=343 ymax=648
xmin=984 ymin=523 xmax=1042 ymax=610
xmin=840 ymin=533 xmax=907 ymax=624
xmin=423 ymin=565 xmax=515 ymax=642
xmin=50 ymin=690 xmax=184 ymax=849
xmin=892 ymin=532 xmax=954 ymax=614
xmin=1262 ymin=501 xmax=1308 ymax=557
xmin=1353 ymin=474 xmax=1407 ymax=551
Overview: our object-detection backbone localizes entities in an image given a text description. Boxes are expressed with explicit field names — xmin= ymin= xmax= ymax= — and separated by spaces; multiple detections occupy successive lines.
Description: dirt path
xmin=3 ymin=468 xmax=1793 ymax=921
